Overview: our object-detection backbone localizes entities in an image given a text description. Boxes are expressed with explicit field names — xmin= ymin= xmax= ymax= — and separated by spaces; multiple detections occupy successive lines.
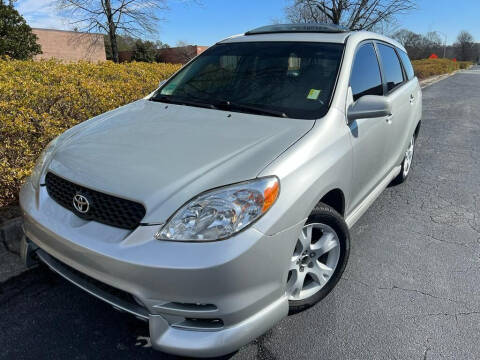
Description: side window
xmin=350 ymin=43 xmax=383 ymax=101
xmin=398 ymin=50 xmax=415 ymax=81
xmin=377 ymin=43 xmax=404 ymax=92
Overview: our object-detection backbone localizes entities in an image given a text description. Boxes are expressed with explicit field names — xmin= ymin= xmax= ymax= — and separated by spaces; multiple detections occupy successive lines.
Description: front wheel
xmin=287 ymin=203 xmax=350 ymax=313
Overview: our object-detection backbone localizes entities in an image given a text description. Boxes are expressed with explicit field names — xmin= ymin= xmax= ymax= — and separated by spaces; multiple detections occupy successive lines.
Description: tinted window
xmin=155 ymin=42 xmax=344 ymax=119
xmin=377 ymin=44 xmax=404 ymax=92
xmin=398 ymin=50 xmax=415 ymax=80
xmin=350 ymin=43 xmax=383 ymax=101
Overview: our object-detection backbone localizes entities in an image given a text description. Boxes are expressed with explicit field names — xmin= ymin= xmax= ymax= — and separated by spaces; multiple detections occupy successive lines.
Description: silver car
xmin=20 ymin=24 xmax=422 ymax=357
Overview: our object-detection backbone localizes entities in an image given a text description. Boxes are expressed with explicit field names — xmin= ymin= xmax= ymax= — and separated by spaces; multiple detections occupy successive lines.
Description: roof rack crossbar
xmin=245 ymin=23 xmax=348 ymax=35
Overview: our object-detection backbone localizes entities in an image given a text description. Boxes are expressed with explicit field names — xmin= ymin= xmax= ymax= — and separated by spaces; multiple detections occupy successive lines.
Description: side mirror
xmin=159 ymin=80 xmax=166 ymax=88
xmin=347 ymin=95 xmax=391 ymax=124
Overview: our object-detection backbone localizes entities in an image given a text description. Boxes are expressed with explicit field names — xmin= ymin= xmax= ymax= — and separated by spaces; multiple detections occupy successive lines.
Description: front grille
xmin=45 ymin=172 xmax=146 ymax=230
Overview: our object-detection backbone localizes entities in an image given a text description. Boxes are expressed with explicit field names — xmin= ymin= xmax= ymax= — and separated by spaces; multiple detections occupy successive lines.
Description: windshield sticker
xmin=307 ymin=89 xmax=321 ymax=100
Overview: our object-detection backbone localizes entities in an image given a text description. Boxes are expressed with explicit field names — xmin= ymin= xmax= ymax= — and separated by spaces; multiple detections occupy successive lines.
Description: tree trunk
xmin=109 ymin=29 xmax=119 ymax=63
xmin=104 ymin=0 xmax=119 ymax=63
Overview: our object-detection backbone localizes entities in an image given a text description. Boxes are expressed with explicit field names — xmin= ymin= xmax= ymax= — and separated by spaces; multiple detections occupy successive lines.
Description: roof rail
xmin=245 ymin=23 xmax=348 ymax=35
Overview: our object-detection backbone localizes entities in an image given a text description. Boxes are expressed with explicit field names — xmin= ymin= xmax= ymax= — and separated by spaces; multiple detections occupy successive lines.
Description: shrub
xmin=458 ymin=61 xmax=472 ymax=69
xmin=412 ymin=58 xmax=472 ymax=79
xmin=0 ymin=59 xmax=180 ymax=207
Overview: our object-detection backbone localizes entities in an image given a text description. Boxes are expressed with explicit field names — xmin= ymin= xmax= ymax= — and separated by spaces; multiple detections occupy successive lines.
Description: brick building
xmin=118 ymin=45 xmax=208 ymax=64
xmin=156 ymin=45 xmax=208 ymax=64
xmin=32 ymin=28 xmax=106 ymax=62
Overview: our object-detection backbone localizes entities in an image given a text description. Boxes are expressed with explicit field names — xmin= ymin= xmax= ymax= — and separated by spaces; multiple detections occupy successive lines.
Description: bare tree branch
xmin=285 ymin=0 xmax=416 ymax=31
xmin=454 ymin=30 xmax=476 ymax=61
xmin=56 ymin=0 xmax=169 ymax=62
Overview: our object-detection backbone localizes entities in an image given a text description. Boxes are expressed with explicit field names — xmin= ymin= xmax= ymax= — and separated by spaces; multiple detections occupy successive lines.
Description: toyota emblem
xmin=73 ymin=194 xmax=90 ymax=214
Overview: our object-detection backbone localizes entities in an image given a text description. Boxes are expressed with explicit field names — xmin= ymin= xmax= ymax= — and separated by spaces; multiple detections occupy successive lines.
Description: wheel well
xmin=414 ymin=121 xmax=421 ymax=139
xmin=319 ymin=189 xmax=345 ymax=217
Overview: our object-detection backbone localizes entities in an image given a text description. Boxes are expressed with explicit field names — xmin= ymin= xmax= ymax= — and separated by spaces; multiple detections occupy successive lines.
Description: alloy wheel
xmin=403 ymin=136 xmax=415 ymax=178
xmin=287 ymin=223 xmax=340 ymax=301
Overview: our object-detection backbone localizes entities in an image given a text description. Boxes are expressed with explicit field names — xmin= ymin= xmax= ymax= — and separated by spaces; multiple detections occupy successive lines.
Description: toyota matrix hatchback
xmin=20 ymin=24 xmax=422 ymax=357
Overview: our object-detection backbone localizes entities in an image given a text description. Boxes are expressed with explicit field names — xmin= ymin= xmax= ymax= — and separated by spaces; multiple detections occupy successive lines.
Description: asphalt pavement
xmin=1 ymin=67 xmax=480 ymax=360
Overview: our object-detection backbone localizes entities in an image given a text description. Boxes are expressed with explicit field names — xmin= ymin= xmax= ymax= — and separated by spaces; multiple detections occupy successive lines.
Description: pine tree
xmin=0 ymin=3 xmax=42 ymax=60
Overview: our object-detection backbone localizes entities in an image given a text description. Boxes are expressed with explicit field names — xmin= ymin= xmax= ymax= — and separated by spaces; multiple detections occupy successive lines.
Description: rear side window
xmin=398 ymin=50 xmax=415 ymax=80
xmin=377 ymin=43 xmax=404 ymax=92
xmin=350 ymin=43 xmax=383 ymax=101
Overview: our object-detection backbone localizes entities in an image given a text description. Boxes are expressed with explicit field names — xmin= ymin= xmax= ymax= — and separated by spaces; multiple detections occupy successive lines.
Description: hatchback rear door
xmin=375 ymin=43 xmax=415 ymax=169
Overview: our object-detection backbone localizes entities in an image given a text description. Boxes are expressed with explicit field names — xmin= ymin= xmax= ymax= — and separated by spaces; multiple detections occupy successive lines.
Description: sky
xmin=15 ymin=0 xmax=480 ymax=46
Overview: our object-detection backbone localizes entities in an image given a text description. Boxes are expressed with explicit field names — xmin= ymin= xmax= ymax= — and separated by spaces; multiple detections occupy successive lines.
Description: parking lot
xmin=1 ymin=68 xmax=480 ymax=360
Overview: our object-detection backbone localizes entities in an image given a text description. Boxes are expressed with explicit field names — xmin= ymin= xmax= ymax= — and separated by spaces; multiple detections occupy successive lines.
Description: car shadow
xmin=0 ymin=266 xmax=235 ymax=360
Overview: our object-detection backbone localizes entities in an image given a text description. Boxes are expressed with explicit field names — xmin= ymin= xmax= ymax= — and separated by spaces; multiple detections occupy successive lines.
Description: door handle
xmin=409 ymin=94 xmax=415 ymax=104
xmin=386 ymin=115 xmax=393 ymax=124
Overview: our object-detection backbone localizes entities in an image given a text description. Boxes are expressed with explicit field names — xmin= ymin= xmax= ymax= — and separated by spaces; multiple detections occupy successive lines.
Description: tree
xmin=285 ymin=1 xmax=328 ymax=23
xmin=284 ymin=0 xmax=415 ymax=31
xmin=0 ymin=3 xmax=42 ymax=59
xmin=57 ymin=0 xmax=168 ymax=63
xmin=392 ymin=29 xmax=418 ymax=46
xmin=425 ymin=31 xmax=442 ymax=47
xmin=104 ymin=34 xmax=136 ymax=60
xmin=392 ymin=29 xmax=424 ymax=58
xmin=155 ymin=40 xmax=169 ymax=49
xmin=132 ymin=39 xmax=157 ymax=62
xmin=174 ymin=40 xmax=197 ymax=63
xmin=392 ymin=29 xmax=448 ymax=60
xmin=104 ymin=35 xmax=169 ymax=61
xmin=454 ymin=30 xmax=475 ymax=61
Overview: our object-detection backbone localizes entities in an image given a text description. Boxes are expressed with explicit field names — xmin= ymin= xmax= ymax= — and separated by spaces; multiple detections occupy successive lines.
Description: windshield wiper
xmin=150 ymin=95 xmax=173 ymax=103
xmin=151 ymin=95 xmax=217 ymax=110
xmin=215 ymin=100 xmax=289 ymax=118
xmin=151 ymin=96 xmax=288 ymax=118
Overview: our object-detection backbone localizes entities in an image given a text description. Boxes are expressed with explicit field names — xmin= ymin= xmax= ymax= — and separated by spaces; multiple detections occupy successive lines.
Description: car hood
xmin=47 ymin=100 xmax=314 ymax=224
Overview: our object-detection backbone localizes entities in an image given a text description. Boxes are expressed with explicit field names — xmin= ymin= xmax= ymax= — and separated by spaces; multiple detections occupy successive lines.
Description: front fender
xmin=254 ymin=109 xmax=352 ymax=236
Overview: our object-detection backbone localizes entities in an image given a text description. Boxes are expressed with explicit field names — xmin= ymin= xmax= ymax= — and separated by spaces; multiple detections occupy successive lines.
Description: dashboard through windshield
xmin=152 ymin=41 xmax=344 ymax=119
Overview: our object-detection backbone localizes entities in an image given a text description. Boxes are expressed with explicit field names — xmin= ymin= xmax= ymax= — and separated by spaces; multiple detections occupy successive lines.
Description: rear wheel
xmin=287 ymin=203 xmax=350 ymax=313
xmin=393 ymin=134 xmax=415 ymax=185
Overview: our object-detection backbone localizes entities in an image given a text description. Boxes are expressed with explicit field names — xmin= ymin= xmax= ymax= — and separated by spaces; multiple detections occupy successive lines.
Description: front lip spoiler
xmin=35 ymin=247 xmax=149 ymax=321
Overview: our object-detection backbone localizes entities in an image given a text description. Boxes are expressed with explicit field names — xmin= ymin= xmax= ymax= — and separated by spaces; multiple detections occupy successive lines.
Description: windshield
xmin=152 ymin=41 xmax=344 ymax=119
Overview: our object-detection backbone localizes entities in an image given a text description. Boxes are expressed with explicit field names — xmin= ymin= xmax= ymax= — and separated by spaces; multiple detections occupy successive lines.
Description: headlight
xmin=155 ymin=176 xmax=279 ymax=242
xmin=30 ymin=137 xmax=59 ymax=188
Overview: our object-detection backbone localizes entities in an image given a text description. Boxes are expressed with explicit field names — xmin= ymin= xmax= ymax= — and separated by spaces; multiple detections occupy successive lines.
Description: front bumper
xmin=20 ymin=181 xmax=302 ymax=357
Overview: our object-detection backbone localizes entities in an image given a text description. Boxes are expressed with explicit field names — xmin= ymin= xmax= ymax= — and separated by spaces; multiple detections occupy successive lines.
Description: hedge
xmin=412 ymin=58 xmax=472 ymax=79
xmin=0 ymin=59 xmax=180 ymax=207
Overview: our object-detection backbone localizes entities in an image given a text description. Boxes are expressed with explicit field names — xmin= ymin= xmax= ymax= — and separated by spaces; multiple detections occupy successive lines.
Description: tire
xmin=287 ymin=203 xmax=350 ymax=313
xmin=392 ymin=134 xmax=415 ymax=185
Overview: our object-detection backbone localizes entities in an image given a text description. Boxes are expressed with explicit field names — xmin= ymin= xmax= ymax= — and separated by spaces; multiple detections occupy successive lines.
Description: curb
xmin=419 ymin=70 xmax=460 ymax=89
xmin=0 ymin=217 xmax=23 ymax=255
xmin=0 ymin=216 xmax=26 ymax=283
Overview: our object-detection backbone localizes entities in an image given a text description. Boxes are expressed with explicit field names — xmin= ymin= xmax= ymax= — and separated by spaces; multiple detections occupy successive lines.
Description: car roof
xmin=217 ymin=24 xmax=406 ymax=53
xmin=219 ymin=32 xmax=351 ymax=45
